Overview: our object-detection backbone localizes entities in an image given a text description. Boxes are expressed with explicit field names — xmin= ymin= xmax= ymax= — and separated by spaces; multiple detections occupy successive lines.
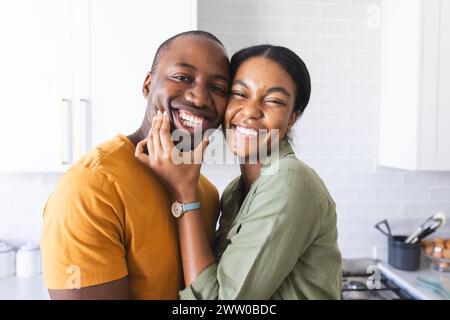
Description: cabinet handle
xmin=60 ymin=98 xmax=72 ymax=165
xmin=78 ymin=98 xmax=91 ymax=157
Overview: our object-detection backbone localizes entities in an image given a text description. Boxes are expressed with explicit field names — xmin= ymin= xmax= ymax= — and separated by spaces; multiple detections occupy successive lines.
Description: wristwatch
xmin=171 ymin=201 xmax=200 ymax=218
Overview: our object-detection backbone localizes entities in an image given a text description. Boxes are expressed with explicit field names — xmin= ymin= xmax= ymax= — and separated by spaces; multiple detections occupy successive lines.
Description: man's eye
xmin=266 ymin=99 xmax=283 ymax=105
xmin=174 ymin=75 xmax=191 ymax=82
xmin=213 ymin=85 xmax=226 ymax=96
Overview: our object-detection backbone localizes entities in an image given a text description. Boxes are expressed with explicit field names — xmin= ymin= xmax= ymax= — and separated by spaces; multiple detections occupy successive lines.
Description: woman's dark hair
xmin=230 ymin=45 xmax=311 ymax=118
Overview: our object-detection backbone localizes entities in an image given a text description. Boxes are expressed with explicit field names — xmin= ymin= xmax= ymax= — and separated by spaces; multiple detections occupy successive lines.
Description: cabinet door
xmin=380 ymin=0 xmax=450 ymax=171
xmin=0 ymin=0 xmax=71 ymax=171
xmin=379 ymin=0 xmax=422 ymax=170
xmin=85 ymin=0 xmax=197 ymax=151
xmin=420 ymin=0 xmax=450 ymax=170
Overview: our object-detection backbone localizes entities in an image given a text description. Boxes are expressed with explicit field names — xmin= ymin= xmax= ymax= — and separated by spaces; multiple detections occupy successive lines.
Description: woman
xmin=136 ymin=45 xmax=342 ymax=299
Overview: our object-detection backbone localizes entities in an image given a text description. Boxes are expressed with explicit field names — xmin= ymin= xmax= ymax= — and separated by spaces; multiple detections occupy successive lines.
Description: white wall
xmin=1 ymin=0 xmax=450 ymax=258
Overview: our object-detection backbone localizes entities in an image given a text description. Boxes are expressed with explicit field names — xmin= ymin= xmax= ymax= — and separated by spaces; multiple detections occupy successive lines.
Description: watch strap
xmin=181 ymin=202 xmax=200 ymax=213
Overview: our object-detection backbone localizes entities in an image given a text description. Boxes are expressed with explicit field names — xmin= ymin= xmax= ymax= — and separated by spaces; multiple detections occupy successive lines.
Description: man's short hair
xmin=150 ymin=30 xmax=225 ymax=74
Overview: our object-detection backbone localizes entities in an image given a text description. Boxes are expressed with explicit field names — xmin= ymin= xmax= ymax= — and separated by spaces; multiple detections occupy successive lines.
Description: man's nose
xmin=185 ymin=83 xmax=211 ymax=108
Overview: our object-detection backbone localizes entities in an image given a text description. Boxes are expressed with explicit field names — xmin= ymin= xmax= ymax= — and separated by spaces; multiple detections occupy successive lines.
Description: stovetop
xmin=341 ymin=259 xmax=416 ymax=300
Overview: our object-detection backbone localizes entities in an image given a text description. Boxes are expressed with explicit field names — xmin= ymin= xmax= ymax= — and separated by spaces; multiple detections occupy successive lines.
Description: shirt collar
xmin=226 ymin=139 xmax=296 ymax=195
xmin=261 ymin=138 xmax=295 ymax=169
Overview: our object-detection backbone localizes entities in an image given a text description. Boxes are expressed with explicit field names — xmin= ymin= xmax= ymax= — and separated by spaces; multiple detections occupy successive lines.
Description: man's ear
xmin=142 ymin=72 xmax=152 ymax=99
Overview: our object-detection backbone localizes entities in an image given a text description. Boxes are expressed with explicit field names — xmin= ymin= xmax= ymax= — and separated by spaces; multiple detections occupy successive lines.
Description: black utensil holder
xmin=388 ymin=235 xmax=421 ymax=271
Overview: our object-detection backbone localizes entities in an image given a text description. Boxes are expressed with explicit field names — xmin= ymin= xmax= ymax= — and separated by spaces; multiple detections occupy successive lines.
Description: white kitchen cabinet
xmin=379 ymin=0 xmax=450 ymax=171
xmin=0 ymin=0 xmax=197 ymax=171
xmin=0 ymin=0 xmax=69 ymax=171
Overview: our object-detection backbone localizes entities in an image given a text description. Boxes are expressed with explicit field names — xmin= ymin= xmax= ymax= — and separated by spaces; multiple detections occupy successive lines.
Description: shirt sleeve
xmin=179 ymin=167 xmax=326 ymax=300
xmin=41 ymin=167 xmax=128 ymax=289
xmin=198 ymin=174 xmax=220 ymax=246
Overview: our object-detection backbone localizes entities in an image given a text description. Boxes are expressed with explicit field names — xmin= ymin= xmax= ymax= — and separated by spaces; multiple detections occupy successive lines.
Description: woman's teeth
xmin=179 ymin=110 xmax=204 ymax=128
xmin=235 ymin=125 xmax=258 ymax=137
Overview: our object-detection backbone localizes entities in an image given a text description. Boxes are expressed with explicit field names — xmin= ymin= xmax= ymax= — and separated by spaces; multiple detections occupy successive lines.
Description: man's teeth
xmin=236 ymin=125 xmax=258 ymax=137
xmin=179 ymin=110 xmax=204 ymax=128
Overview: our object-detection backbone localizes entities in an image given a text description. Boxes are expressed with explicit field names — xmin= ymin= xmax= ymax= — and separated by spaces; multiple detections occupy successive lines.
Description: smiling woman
xmin=224 ymin=56 xmax=298 ymax=160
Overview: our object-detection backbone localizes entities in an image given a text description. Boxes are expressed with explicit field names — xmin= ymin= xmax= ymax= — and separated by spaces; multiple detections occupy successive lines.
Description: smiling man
xmin=40 ymin=31 xmax=230 ymax=299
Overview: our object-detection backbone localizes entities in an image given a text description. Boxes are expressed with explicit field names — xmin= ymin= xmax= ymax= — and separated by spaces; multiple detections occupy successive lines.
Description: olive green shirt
xmin=179 ymin=139 xmax=342 ymax=300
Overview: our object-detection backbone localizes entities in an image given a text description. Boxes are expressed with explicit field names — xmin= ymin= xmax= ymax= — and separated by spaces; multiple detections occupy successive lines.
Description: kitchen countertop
xmin=1 ymin=261 xmax=449 ymax=300
xmin=0 ymin=274 xmax=48 ymax=300
xmin=378 ymin=260 xmax=450 ymax=300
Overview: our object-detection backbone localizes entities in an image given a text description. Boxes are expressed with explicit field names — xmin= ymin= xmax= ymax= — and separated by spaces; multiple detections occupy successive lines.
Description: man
xmin=41 ymin=30 xmax=230 ymax=299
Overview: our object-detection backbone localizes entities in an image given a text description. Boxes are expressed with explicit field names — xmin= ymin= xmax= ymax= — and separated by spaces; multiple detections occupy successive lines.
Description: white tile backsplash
xmin=1 ymin=0 xmax=450 ymax=259
xmin=261 ymin=2 xmax=321 ymax=18
xmin=0 ymin=173 xmax=61 ymax=247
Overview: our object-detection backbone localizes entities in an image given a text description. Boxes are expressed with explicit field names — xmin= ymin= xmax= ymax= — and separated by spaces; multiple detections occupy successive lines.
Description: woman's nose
xmin=241 ymin=100 xmax=263 ymax=119
xmin=185 ymin=83 xmax=210 ymax=108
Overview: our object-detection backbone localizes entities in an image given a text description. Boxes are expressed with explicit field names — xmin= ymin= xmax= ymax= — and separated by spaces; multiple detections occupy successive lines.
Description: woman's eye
xmin=231 ymin=91 xmax=246 ymax=98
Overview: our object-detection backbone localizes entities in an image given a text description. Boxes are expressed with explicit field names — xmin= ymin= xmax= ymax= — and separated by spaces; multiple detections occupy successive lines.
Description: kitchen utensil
xmin=374 ymin=219 xmax=393 ymax=238
xmin=405 ymin=212 xmax=446 ymax=244
xmin=414 ymin=225 xmax=440 ymax=243
xmin=375 ymin=220 xmax=421 ymax=270
xmin=15 ymin=242 xmax=41 ymax=278
xmin=0 ymin=242 xmax=15 ymax=279
xmin=388 ymin=235 xmax=421 ymax=271
xmin=416 ymin=276 xmax=450 ymax=299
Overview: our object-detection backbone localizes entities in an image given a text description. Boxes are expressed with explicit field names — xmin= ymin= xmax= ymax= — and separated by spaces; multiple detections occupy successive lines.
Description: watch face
xmin=171 ymin=202 xmax=183 ymax=218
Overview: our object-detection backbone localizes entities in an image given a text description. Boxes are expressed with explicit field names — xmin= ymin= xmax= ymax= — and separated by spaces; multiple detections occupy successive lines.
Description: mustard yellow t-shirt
xmin=41 ymin=134 xmax=219 ymax=299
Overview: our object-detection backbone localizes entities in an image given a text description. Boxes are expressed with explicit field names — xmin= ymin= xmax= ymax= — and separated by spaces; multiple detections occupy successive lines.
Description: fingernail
xmin=157 ymin=110 xmax=161 ymax=117
xmin=163 ymin=111 xmax=167 ymax=117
